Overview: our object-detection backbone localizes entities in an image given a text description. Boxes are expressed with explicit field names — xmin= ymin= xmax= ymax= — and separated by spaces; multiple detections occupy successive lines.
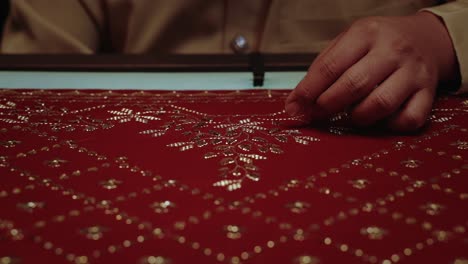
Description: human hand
xmin=285 ymin=12 xmax=458 ymax=132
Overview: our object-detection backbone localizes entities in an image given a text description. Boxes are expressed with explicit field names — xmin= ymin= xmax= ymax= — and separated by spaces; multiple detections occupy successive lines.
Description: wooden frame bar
xmin=0 ymin=53 xmax=316 ymax=72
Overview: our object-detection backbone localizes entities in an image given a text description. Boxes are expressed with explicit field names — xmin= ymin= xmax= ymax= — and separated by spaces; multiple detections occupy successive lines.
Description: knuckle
xmin=416 ymin=65 xmax=437 ymax=85
xmin=419 ymin=64 xmax=433 ymax=77
xmin=403 ymin=70 xmax=436 ymax=95
xmin=390 ymin=37 xmax=415 ymax=57
xmin=342 ymin=72 xmax=369 ymax=97
xmin=352 ymin=16 xmax=385 ymax=36
xmin=294 ymin=83 xmax=313 ymax=99
xmin=317 ymin=57 xmax=340 ymax=81
xmin=372 ymin=92 xmax=396 ymax=113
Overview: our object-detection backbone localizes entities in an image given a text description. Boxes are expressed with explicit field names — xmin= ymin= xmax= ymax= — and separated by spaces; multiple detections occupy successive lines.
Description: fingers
xmin=285 ymin=29 xmax=370 ymax=116
xmin=311 ymin=31 xmax=346 ymax=64
xmin=350 ymin=68 xmax=416 ymax=126
xmin=387 ymin=88 xmax=435 ymax=131
xmin=284 ymin=33 xmax=344 ymax=116
xmin=315 ymin=51 xmax=398 ymax=114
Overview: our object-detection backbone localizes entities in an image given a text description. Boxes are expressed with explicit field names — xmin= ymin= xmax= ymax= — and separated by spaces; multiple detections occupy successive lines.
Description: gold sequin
xmin=339 ymin=244 xmax=348 ymax=252
xmin=202 ymin=248 xmax=212 ymax=256
xmin=140 ymin=256 xmax=170 ymax=264
xmin=349 ymin=179 xmax=371 ymax=190
xmin=420 ymin=202 xmax=445 ymax=216
xmin=360 ymin=226 xmax=388 ymax=240
xmin=74 ymin=256 xmax=88 ymax=264
xmin=80 ymin=226 xmax=108 ymax=240
xmin=451 ymin=140 xmax=468 ymax=150
xmin=99 ymin=178 xmax=122 ymax=190
xmin=8 ymin=228 xmax=24 ymax=241
xmin=285 ymin=201 xmax=311 ymax=214
xmin=293 ymin=229 xmax=307 ymax=241
xmin=454 ymin=225 xmax=466 ymax=234
xmin=150 ymin=201 xmax=176 ymax=214
xmin=454 ymin=259 xmax=468 ymax=264
xmin=432 ymin=230 xmax=452 ymax=242
xmin=16 ymin=201 xmax=45 ymax=213
xmin=412 ymin=180 xmax=426 ymax=188
xmin=0 ymin=156 xmax=8 ymax=167
xmin=391 ymin=254 xmax=400 ymax=262
xmin=0 ymin=257 xmax=21 ymax=264
xmin=422 ymin=222 xmax=432 ymax=230
xmin=0 ymin=140 xmax=21 ymax=148
xmin=294 ymin=255 xmax=320 ymax=264
xmin=416 ymin=243 xmax=424 ymax=250
xmin=216 ymin=253 xmax=225 ymax=262
xmin=267 ymin=240 xmax=275 ymax=248
xmin=224 ymin=225 xmax=244 ymax=240
xmin=45 ymin=158 xmax=68 ymax=168
xmin=152 ymin=228 xmax=164 ymax=239
xmin=173 ymin=221 xmax=186 ymax=230
xmin=401 ymin=159 xmax=422 ymax=168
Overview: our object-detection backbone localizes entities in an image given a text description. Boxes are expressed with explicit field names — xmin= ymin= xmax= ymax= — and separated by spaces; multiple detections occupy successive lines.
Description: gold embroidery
xmin=0 ymin=101 xmax=16 ymax=109
xmin=294 ymin=255 xmax=320 ymax=264
xmin=432 ymin=230 xmax=452 ymax=242
xmin=285 ymin=201 xmax=311 ymax=214
xmin=79 ymin=226 xmax=109 ymax=240
xmin=0 ymin=140 xmax=21 ymax=148
xmin=401 ymin=159 xmax=422 ymax=168
xmin=224 ymin=225 xmax=244 ymax=240
xmin=99 ymin=179 xmax=122 ymax=190
xmin=1 ymin=90 xmax=467 ymax=263
xmin=349 ymin=179 xmax=371 ymax=190
xmin=150 ymin=201 xmax=176 ymax=214
xmin=108 ymin=108 xmax=163 ymax=123
xmin=451 ymin=140 xmax=468 ymax=150
xmin=0 ymin=115 xmax=29 ymax=124
xmin=16 ymin=201 xmax=45 ymax=213
xmin=0 ymin=220 xmax=24 ymax=241
xmin=0 ymin=156 xmax=8 ymax=167
xmin=139 ymin=256 xmax=171 ymax=264
xmin=140 ymin=106 xmax=319 ymax=191
xmin=360 ymin=226 xmax=388 ymax=240
xmin=420 ymin=202 xmax=445 ymax=216
xmin=293 ymin=229 xmax=308 ymax=241
xmin=44 ymin=158 xmax=68 ymax=168
xmin=0 ymin=257 xmax=21 ymax=264
xmin=454 ymin=259 xmax=468 ymax=264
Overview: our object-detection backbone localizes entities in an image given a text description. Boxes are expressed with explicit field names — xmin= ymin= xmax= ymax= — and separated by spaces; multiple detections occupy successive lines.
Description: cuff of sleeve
xmin=422 ymin=1 xmax=468 ymax=94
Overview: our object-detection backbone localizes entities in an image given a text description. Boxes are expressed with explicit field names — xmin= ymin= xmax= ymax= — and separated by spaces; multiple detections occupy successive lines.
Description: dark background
xmin=1 ymin=1 xmax=10 ymax=37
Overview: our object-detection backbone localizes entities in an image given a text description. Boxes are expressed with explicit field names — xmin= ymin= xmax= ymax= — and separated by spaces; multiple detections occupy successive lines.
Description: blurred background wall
xmin=1 ymin=1 xmax=10 ymax=37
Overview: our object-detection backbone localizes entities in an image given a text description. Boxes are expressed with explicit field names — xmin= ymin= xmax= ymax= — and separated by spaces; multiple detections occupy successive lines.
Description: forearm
xmin=422 ymin=0 xmax=468 ymax=93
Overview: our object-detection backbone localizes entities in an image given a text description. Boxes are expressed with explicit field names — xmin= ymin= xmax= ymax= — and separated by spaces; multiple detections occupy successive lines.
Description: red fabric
xmin=0 ymin=89 xmax=467 ymax=264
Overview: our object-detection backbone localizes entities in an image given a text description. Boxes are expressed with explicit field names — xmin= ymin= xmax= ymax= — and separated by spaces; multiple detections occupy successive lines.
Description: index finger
xmin=285 ymin=29 xmax=370 ymax=116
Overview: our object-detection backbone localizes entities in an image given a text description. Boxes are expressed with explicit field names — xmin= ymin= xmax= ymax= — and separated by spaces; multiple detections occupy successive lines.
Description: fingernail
xmin=285 ymin=102 xmax=303 ymax=116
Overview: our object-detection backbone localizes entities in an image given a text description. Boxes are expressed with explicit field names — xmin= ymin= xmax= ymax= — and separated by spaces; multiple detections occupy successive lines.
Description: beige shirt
xmin=2 ymin=0 xmax=467 ymax=91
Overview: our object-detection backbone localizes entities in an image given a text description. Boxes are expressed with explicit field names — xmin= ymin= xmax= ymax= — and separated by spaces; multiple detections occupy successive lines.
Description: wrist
xmin=413 ymin=11 xmax=458 ymax=82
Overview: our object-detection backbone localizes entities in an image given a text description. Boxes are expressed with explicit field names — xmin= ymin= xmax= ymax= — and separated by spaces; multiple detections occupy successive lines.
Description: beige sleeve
xmin=1 ymin=0 xmax=102 ymax=53
xmin=422 ymin=1 xmax=468 ymax=93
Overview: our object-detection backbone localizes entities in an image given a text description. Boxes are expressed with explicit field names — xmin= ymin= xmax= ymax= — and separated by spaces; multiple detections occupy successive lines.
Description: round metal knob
xmin=231 ymin=35 xmax=249 ymax=54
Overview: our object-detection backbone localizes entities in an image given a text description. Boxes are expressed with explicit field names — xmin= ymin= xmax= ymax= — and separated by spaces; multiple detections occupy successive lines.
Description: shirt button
xmin=231 ymin=35 xmax=249 ymax=53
